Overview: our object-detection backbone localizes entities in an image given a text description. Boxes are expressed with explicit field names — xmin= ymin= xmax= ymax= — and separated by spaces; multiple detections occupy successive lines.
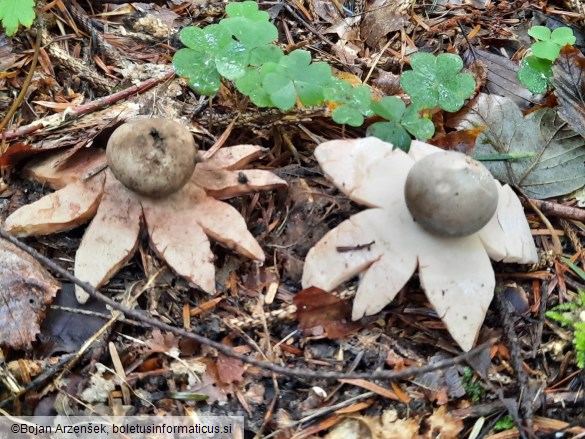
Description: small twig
xmin=527 ymin=198 xmax=585 ymax=223
xmin=0 ymin=30 xmax=42 ymax=137
xmin=0 ymin=228 xmax=493 ymax=381
xmin=0 ymin=354 xmax=75 ymax=409
xmin=517 ymin=189 xmax=562 ymax=255
xmin=263 ymin=392 xmax=375 ymax=439
xmin=284 ymin=3 xmax=336 ymax=47
xmin=1 ymin=69 xmax=175 ymax=141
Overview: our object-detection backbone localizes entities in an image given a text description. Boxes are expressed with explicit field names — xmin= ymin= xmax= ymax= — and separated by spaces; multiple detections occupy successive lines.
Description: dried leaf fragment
xmin=0 ymin=239 xmax=60 ymax=348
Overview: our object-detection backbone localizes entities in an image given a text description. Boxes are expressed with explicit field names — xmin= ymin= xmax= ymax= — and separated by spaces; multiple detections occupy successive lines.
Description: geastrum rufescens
xmin=302 ymin=137 xmax=538 ymax=351
xmin=5 ymin=118 xmax=287 ymax=303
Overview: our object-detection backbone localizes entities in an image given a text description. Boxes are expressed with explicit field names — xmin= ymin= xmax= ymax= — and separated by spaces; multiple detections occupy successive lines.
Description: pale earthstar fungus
xmin=302 ymin=137 xmax=538 ymax=351
xmin=5 ymin=118 xmax=287 ymax=303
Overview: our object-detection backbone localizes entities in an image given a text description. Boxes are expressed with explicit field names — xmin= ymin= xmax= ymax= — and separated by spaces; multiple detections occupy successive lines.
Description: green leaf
xmin=235 ymin=68 xmax=262 ymax=95
xmin=551 ymin=27 xmax=576 ymax=47
xmin=351 ymin=85 xmax=375 ymax=116
xmin=528 ymin=25 xmax=551 ymax=41
xmin=436 ymin=53 xmax=465 ymax=78
xmin=263 ymin=72 xmax=296 ymax=110
xmin=332 ymin=105 xmax=364 ymax=126
xmin=324 ymin=77 xmax=352 ymax=101
xmin=518 ymin=56 xmax=552 ymax=94
xmin=453 ymin=93 xmax=585 ymax=199
xmin=179 ymin=25 xmax=231 ymax=53
xmin=400 ymin=105 xmax=435 ymax=140
xmin=532 ymin=40 xmax=561 ymax=61
xmin=249 ymin=45 xmax=283 ymax=66
xmin=366 ymin=121 xmax=411 ymax=151
xmin=440 ymin=73 xmax=476 ymax=112
xmin=400 ymin=70 xmax=438 ymax=109
xmin=371 ymin=96 xmax=405 ymax=121
xmin=215 ymin=40 xmax=249 ymax=80
xmin=400 ymin=52 xmax=475 ymax=112
xmin=173 ymin=49 xmax=221 ymax=95
xmin=0 ymin=0 xmax=35 ymax=36
xmin=221 ymin=18 xmax=277 ymax=49
xmin=226 ymin=0 xmax=270 ymax=21
xmin=187 ymin=71 xmax=221 ymax=96
xmin=294 ymin=62 xmax=331 ymax=106
xmin=249 ymin=88 xmax=273 ymax=107
xmin=409 ymin=52 xmax=437 ymax=77
xmin=280 ymin=49 xmax=312 ymax=75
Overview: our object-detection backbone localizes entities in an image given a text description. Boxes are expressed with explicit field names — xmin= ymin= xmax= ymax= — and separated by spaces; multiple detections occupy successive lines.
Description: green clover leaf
xmin=215 ymin=40 xmax=249 ymax=80
xmin=221 ymin=2 xmax=277 ymax=50
xmin=367 ymin=97 xmax=435 ymax=149
xmin=527 ymin=25 xmax=576 ymax=61
xmin=550 ymin=27 xmax=576 ymax=47
xmin=236 ymin=63 xmax=278 ymax=107
xmin=250 ymin=45 xmax=284 ymax=66
xmin=0 ymin=0 xmax=35 ymax=36
xmin=263 ymin=72 xmax=296 ymax=110
xmin=370 ymin=96 xmax=405 ymax=121
xmin=366 ymin=121 xmax=411 ymax=151
xmin=179 ymin=25 xmax=232 ymax=53
xmin=326 ymin=80 xmax=374 ymax=126
xmin=252 ymin=50 xmax=332 ymax=110
xmin=400 ymin=52 xmax=476 ymax=112
xmin=221 ymin=18 xmax=278 ymax=49
xmin=531 ymin=40 xmax=561 ymax=61
xmin=527 ymin=25 xmax=551 ymax=41
xmin=173 ymin=49 xmax=221 ymax=95
xmin=400 ymin=104 xmax=435 ymax=140
xmin=332 ymin=105 xmax=366 ymax=127
xmin=517 ymin=55 xmax=552 ymax=94
xmin=226 ymin=1 xmax=270 ymax=21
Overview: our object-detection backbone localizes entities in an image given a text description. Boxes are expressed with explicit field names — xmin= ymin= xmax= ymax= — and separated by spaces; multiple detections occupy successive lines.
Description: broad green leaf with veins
xmin=0 ymin=0 xmax=35 ymax=36
xmin=454 ymin=93 xmax=585 ymax=199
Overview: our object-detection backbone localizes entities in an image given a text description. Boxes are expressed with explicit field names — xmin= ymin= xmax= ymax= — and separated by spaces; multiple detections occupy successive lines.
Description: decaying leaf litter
xmin=1 ymin=0 xmax=585 ymax=437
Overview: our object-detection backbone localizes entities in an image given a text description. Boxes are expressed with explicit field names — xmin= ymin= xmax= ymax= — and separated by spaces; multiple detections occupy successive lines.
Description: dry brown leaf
xmin=199 ymin=144 xmax=264 ymax=170
xmin=294 ymin=287 xmax=362 ymax=339
xmin=424 ymin=406 xmax=463 ymax=439
xmin=0 ymin=239 xmax=60 ymax=348
xmin=216 ymin=354 xmax=245 ymax=384
xmin=552 ymin=45 xmax=585 ymax=138
xmin=338 ymin=379 xmax=401 ymax=401
xmin=360 ymin=0 xmax=408 ymax=48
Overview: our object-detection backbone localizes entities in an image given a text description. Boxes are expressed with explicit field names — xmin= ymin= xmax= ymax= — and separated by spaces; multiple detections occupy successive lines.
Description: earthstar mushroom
xmin=404 ymin=151 xmax=499 ymax=237
xmin=302 ymin=137 xmax=538 ymax=351
xmin=106 ymin=118 xmax=197 ymax=198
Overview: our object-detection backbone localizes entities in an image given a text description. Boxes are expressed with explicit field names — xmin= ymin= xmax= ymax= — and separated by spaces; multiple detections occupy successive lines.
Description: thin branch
xmin=0 ymin=30 xmax=42 ymax=137
xmin=1 ymin=69 xmax=175 ymax=141
xmin=0 ymin=228 xmax=494 ymax=381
